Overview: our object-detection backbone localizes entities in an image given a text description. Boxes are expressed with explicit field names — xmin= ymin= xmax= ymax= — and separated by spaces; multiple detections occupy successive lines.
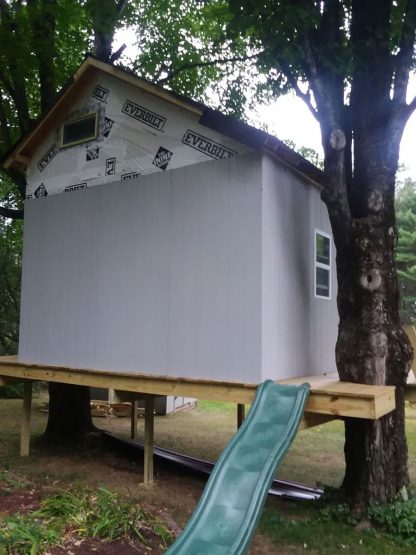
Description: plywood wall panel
xmin=19 ymin=153 xmax=263 ymax=383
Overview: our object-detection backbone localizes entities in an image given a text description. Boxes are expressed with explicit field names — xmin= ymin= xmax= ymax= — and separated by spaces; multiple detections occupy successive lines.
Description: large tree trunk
xmin=44 ymin=383 xmax=96 ymax=441
xmin=334 ymin=220 xmax=412 ymax=508
xmin=319 ymin=115 xmax=413 ymax=509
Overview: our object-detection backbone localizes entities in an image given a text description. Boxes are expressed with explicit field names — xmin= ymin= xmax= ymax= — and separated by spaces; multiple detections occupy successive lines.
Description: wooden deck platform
xmin=0 ymin=356 xmax=399 ymax=485
xmin=0 ymin=356 xmax=396 ymax=420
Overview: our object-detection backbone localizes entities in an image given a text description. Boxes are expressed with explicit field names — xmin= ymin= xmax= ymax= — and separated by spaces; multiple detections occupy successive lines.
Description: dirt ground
xmin=0 ymin=395 xmax=289 ymax=554
xmin=2 ymin=394 xmax=416 ymax=554
xmin=0 ymin=481 xmax=173 ymax=554
xmin=0 ymin=463 xmax=281 ymax=553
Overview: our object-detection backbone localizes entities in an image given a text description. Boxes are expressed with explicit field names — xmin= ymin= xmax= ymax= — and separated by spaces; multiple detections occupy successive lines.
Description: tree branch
xmin=408 ymin=94 xmax=416 ymax=111
xmin=156 ymin=52 xmax=261 ymax=84
xmin=2 ymin=167 xmax=27 ymax=198
xmin=0 ymin=0 xmax=9 ymax=14
xmin=0 ymin=3 xmax=31 ymax=132
xmin=300 ymin=7 xmax=345 ymax=133
xmin=116 ymin=0 xmax=128 ymax=14
xmin=0 ymin=68 xmax=15 ymax=98
xmin=5 ymin=277 xmax=20 ymax=311
xmin=292 ymin=5 xmax=352 ymax=239
xmin=277 ymin=58 xmax=319 ymax=121
xmin=109 ymin=43 xmax=126 ymax=63
xmin=92 ymin=0 xmax=127 ymax=62
xmin=403 ymin=93 xmax=416 ymax=123
xmin=0 ymin=206 xmax=24 ymax=219
xmin=393 ymin=0 xmax=416 ymax=105
xmin=301 ymin=32 xmax=334 ymax=127
xmin=27 ymin=0 xmax=58 ymax=111
xmin=0 ymin=95 xmax=12 ymax=149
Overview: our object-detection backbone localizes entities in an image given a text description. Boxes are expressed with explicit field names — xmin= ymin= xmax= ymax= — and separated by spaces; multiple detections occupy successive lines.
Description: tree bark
xmin=27 ymin=0 xmax=57 ymax=112
xmin=319 ymin=110 xmax=413 ymax=508
xmin=44 ymin=383 xmax=96 ymax=441
xmin=334 ymin=217 xmax=412 ymax=508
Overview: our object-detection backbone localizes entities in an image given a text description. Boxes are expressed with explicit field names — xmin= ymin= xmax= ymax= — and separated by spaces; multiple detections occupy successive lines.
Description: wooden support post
xmin=20 ymin=381 xmax=32 ymax=457
xmin=237 ymin=403 xmax=245 ymax=428
xmin=143 ymin=396 xmax=155 ymax=486
xmin=131 ymin=401 xmax=138 ymax=439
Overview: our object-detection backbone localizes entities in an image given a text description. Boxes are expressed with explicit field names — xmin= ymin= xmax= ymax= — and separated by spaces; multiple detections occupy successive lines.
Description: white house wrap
xmin=25 ymin=73 xmax=249 ymax=200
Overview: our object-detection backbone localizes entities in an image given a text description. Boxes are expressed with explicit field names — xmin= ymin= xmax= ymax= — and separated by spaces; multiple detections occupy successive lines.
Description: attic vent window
xmin=61 ymin=113 xmax=98 ymax=148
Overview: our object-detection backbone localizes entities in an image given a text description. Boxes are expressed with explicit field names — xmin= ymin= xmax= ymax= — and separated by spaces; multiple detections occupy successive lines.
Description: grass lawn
xmin=0 ymin=391 xmax=416 ymax=553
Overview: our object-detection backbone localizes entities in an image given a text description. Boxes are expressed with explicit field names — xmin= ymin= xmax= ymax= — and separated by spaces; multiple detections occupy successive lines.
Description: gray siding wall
xmin=19 ymin=149 xmax=337 ymax=384
xmin=308 ymin=189 xmax=339 ymax=375
xmin=261 ymin=155 xmax=338 ymax=380
xmin=19 ymin=153 xmax=263 ymax=383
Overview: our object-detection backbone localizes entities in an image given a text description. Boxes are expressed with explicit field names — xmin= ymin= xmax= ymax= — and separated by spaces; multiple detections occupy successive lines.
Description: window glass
xmin=316 ymin=234 xmax=330 ymax=265
xmin=62 ymin=113 xmax=98 ymax=148
xmin=316 ymin=267 xmax=330 ymax=297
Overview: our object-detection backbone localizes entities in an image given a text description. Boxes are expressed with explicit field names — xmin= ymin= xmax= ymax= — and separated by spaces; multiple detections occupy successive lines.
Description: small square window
xmin=61 ymin=113 xmax=98 ymax=148
xmin=315 ymin=231 xmax=331 ymax=299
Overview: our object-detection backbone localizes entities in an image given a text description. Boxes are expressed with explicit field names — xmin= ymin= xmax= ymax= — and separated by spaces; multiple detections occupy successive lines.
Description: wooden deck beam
xmin=0 ymin=357 xmax=396 ymax=421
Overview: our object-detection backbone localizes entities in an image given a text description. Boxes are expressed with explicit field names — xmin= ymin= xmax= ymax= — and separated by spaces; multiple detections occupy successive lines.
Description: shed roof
xmin=1 ymin=55 xmax=324 ymax=186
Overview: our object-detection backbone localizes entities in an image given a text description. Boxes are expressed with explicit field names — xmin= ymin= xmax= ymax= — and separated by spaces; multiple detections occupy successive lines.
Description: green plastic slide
xmin=165 ymin=380 xmax=310 ymax=555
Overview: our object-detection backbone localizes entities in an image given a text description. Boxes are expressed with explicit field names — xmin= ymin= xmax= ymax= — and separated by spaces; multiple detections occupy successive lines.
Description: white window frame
xmin=314 ymin=229 xmax=332 ymax=300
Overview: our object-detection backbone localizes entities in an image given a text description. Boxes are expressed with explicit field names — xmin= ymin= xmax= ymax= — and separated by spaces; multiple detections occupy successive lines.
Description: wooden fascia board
xmin=85 ymin=57 xmax=203 ymax=117
xmin=0 ymin=358 xmax=258 ymax=405
xmin=280 ymin=373 xmax=396 ymax=419
xmin=262 ymin=142 xmax=324 ymax=191
xmin=3 ymin=64 xmax=100 ymax=171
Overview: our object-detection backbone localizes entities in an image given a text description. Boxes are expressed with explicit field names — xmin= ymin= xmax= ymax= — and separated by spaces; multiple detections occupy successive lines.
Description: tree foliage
xmin=0 ymin=0 xmax=94 ymax=216
xmin=131 ymin=0 xmax=258 ymax=116
xmin=396 ymin=179 xmax=416 ymax=324
xmin=0 ymin=177 xmax=21 ymax=355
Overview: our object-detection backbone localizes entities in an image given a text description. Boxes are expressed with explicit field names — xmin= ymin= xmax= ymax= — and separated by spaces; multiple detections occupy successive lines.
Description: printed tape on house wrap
xmin=181 ymin=130 xmax=237 ymax=160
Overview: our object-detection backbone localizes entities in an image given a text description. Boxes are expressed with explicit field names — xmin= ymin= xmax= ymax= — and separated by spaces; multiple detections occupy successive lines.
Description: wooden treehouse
xmin=0 ymin=56 xmax=402 ymax=484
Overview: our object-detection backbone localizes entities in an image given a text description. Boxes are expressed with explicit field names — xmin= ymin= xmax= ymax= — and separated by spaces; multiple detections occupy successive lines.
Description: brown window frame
xmin=61 ymin=112 xmax=99 ymax=149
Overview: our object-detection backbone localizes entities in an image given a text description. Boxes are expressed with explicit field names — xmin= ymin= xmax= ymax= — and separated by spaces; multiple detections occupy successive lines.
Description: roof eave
xmin=262 ymin=136 xmax=325 ymax=189
xmin=199 ymin=109 xmax=324 ymax=188
xmin=2 ymin=61 xmax=97 ymax=171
